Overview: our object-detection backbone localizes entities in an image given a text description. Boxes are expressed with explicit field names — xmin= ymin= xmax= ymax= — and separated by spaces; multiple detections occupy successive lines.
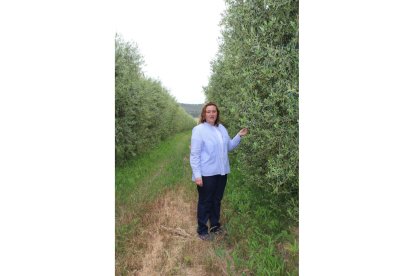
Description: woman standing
xmin=190 ymin=102 xmax=248 ymax=240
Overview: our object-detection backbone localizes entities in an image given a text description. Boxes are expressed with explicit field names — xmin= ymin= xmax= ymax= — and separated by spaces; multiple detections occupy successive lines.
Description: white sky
xmin=115 ymin=0 xmax=226 ymax=104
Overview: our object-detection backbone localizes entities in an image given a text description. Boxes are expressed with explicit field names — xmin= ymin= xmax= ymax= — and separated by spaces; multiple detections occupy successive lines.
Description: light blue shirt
xmin=190 ymin=122 xmax=241 ymax=180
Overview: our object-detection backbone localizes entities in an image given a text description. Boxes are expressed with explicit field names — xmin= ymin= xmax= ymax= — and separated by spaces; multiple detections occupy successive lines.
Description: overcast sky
xmin=115 ymin=0 xmax=226 ymax=104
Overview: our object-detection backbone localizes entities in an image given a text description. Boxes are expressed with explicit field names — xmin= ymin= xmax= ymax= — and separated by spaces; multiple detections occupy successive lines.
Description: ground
xmin=117 ymin=185 xmax=233 ymax=276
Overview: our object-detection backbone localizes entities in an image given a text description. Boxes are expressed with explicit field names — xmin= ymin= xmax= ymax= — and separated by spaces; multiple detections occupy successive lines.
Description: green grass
xmin=116 ymin=131 xmax=191 ymax=201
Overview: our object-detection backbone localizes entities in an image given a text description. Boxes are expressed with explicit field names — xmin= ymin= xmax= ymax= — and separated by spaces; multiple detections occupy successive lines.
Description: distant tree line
xmin=204 ymin=0 xmax=299 ymax=222
xmin=116 ymin=34 xmax=196 ymax=165
xmin=180 ymin=103 xmax=204 ymax=118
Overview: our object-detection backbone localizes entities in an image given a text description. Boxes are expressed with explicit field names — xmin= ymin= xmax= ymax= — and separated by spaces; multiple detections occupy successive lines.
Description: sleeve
xmin=190 ymin=127 xmax=202 ymax=179
xmin=225 ymin=126 xmax=241 ymax=152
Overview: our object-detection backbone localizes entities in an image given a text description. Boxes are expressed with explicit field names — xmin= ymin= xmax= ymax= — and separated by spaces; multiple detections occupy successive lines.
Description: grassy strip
xmin=116 ymin=131 xmax=191 ymax=200
xmin=115 ymin=131 xmax=192 ymax=257
xmin=220 ymin=158 xmax=299 ymax=275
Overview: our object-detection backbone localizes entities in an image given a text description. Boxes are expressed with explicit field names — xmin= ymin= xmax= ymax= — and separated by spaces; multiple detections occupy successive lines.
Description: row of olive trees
xmin=205 ymin=0 xmax=299 ymax=221
xmin=115 ymin=34 xmax=196 ymax=165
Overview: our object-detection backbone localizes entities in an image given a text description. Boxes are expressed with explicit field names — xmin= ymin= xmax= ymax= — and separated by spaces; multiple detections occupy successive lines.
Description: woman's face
xmin=205 ymin=105 xmax=217 ymax=125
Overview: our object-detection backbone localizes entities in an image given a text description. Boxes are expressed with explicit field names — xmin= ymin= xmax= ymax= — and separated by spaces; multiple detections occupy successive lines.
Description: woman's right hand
xmin=238 ymin=128 xmax=249 ymax=137
xmin=195 ymin=177 xmax=203 ymax=187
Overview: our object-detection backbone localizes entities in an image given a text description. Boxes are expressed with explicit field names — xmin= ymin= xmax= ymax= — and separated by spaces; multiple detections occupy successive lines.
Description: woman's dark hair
xmin=199 ymin=102 xmax=220 ymax=126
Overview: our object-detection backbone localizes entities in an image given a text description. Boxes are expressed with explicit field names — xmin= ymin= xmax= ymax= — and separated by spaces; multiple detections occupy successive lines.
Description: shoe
xmin=210 ymin=226 xmax=224 ymax=235
xmin=198 ymin=233 xmax=212 ymax=241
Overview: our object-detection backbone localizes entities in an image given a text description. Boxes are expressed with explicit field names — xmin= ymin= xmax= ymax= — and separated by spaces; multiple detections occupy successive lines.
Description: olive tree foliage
xmin=116 ymin=34 xmax=195 ymax=165
xmin=204 ymin=0 xmax=298 ymax=221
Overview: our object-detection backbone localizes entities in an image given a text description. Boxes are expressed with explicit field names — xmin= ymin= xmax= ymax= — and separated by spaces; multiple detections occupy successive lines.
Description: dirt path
xmin=121 ymin=185 xmax=232 ymax=276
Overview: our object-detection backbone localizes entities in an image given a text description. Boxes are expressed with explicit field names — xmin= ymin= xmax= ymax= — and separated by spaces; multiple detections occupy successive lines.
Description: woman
xmin=190 ymin=102 xmax=248 ymax=240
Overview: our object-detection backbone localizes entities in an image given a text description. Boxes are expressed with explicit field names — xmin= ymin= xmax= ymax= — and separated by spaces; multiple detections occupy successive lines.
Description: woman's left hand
xmin=238 ymin=128 xmax=249 ymax=137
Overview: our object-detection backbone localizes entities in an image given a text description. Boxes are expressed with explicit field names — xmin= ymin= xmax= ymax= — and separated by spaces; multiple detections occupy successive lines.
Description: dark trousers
xmin=197 ymin=174 xmax=227 ymax=235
